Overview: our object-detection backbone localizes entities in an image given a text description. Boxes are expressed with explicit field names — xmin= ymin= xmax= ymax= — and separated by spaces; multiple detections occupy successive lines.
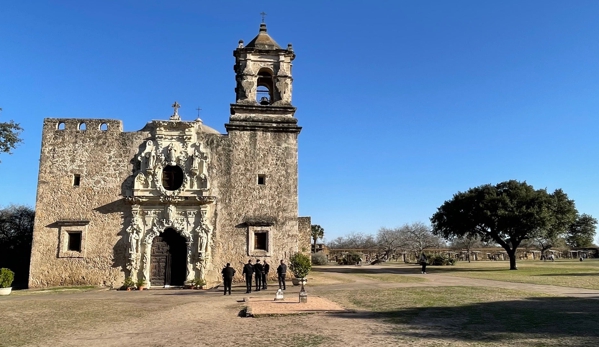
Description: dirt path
xmin=23 ymin=285 xmax=397 ymax=347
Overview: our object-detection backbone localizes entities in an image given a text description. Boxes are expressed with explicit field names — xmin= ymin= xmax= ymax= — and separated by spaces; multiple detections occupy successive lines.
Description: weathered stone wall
xmin=298 ymin=216 xmax=312 ymax=253
xmin=29 ymin=118 xmax=148 ymax=288
xmin=29 ymin=117 xmax=309 ymax=288
xmin=206 ymin=129 xmax=308 ymax=283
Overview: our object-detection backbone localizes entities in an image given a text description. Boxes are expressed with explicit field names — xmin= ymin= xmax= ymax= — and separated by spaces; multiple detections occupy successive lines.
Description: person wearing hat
xmin=221 ymin=263 xmax=236 ymax=295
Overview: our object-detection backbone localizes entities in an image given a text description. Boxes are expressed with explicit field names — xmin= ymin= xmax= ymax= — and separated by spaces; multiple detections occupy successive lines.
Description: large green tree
xmin=0 ymin=112 xmax=23 ymax=161
xmin=0 ymin=205 xmax=35 ymax=288
xmin=431 ymin=180 xmax=577 ymax=270
xmin=566 ymin=214 xmax=597 ymax=248
xmin=310 ymin=224 xmax=324 ymax=253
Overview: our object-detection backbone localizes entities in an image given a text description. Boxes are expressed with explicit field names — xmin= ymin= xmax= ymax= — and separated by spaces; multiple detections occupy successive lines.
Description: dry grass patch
xmin=0 ymin=293 xmax=189 ymax=346
xmin=307 ymin=269 xmax=355 ymax=286
xmin=430 ymin=259 xmax=599 ymax=290
xmin=321 ymin=286 xmax=599 ymax=346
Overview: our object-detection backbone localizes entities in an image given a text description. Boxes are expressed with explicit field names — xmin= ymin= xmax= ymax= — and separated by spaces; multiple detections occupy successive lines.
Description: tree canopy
xmin=0 ymin=115 xmax=23 ymax=162
xmin=566 ymin=214 xmax=597 ymax=248
xmin=0 ymin=205 xmax=35 ymax=288
xmin=310 ymin=224 xmax=324 ymax=253
xmin=327 ymin=232 xmax=378 ymax=250
xmin=430 ymin=180 xmax=578 ymax=270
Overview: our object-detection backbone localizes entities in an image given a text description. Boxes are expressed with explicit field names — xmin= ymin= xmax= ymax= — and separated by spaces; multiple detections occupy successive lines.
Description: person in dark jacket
xmin=221 ymin=263 xmax=236 ymax=295
xmin=419 ymin=253 xmax=428 ymax=274
xmin=262 ymin=260 xmax=270 ymax=289
xmin=242 ymin=259 xmax=254 ymax=293
xmin=254 ymin=259 xmax=264 ymax=291
xmin=277 ymin=259 xmax=287 ymax=290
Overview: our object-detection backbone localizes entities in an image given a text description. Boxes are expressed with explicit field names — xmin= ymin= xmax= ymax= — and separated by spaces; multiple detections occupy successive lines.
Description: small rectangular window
xmin=73 ymin=174 xmax=81 ymax=187
xmin=254 ymin=232 xmax=267 ymax=250
xmin=257 ymin=175 xmax=266 ymax=185
xmin=67 ymin=232 xmax=82 ymax=252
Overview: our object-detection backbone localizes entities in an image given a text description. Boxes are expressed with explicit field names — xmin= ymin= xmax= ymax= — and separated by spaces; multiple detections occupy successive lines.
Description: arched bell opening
xmin=150 ymin=228 xmax=187 ymax=287
xmin=256 ymin=68 xmax=274 ymax=105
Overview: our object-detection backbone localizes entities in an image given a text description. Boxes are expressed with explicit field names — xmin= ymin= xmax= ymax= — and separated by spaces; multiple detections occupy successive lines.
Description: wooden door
xmin=150 ymin=236 xmax=169 ymax=287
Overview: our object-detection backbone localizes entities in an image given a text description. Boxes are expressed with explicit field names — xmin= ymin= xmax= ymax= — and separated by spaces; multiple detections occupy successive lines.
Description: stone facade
xmin=28 ymin=23 xmax=310 ymax=289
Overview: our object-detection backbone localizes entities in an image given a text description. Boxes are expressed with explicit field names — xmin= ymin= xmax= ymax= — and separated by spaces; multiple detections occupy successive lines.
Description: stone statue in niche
xmin=186 ymin=243 xmax=194 ymax=279
xmin=128 ymin=227 xmax=140 ymax=256
xmin=146 ymin=150 xmax=156 ymax=172
xmin=166 ymin=205 xmax=177 ymax=225
xmin=195 ymin=258 xmax=207 ymax=281
xmin=142 ymin=251 xmax=149 ymax=281
xmin=186 ymin=211 xmax=196 ymax=231
xmin=166 ymin=143 xmax=177 ymax=165
xmin=138 ymin=140 xmax=155 ymax=172
xmin=134 ymin=173 xmax=147 ymax=190
xmin=198 ymin=174 xmax=208 ymax=189
xmin=196 ymin=210 xmax=213 ymax=257
xmin=197 ymin=230 xmax=207 ymax=258
xmin=191 ymin=148 xmax=201 ymax=171
xmin=128 ymin=212 xmax=143 ymax=255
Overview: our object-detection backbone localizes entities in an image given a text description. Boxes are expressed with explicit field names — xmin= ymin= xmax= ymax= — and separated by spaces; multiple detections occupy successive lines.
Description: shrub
xmin=311 ymin=253 xmax=328 ymax=265
xmin=289 ymin=252 xmax=312 ymax=278
xmin=136 ymin=278 xmax=147 ymax=287
xmin=345 ymin=252 xmax=362 ymax=265
xmin=0 ymin=268 xmax=15 ymax=288
xmin=123 ymin=277 xmax=135 ymax=289
xmin=428 ymin=256 xmax=457 ymax=266
xmin=192 ymin=278 xmax=206 ymax=287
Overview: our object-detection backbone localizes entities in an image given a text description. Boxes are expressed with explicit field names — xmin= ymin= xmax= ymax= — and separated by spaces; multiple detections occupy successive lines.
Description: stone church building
xmin=28 ymin=23 xmax=311 ymax=289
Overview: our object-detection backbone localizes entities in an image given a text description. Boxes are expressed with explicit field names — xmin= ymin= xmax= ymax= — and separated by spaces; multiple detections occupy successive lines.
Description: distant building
xmin=311 ymin=243 xmax=329 ymax=254
xmin=29 ymin=23 xmax=310 ymax=288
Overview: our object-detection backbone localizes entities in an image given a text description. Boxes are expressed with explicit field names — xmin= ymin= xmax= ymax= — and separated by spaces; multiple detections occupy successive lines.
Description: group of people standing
xmin=220 ymin=259 xmax=288 ymax=295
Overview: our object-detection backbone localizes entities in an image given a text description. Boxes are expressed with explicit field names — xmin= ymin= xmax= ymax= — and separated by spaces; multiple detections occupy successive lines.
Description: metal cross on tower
xmin=260 ymin=12 xmax=267 ymax=23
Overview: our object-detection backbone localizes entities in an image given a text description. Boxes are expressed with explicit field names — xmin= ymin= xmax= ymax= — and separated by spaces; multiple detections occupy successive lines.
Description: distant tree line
xmin=0 ymin=205 xmax=35 ymax=288
xmin=327 ymin=222 xmax=444 ymax=260
xmin=327 ymin=181 xmax=597 ymax=271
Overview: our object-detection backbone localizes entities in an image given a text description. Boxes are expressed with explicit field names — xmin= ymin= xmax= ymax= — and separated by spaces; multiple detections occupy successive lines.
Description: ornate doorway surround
xmin=124 ymin=116 xmax=216 ymax=288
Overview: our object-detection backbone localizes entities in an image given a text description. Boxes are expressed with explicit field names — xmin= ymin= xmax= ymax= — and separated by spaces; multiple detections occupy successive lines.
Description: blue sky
xmin=2 ymin=1 xmax=599 ymax=244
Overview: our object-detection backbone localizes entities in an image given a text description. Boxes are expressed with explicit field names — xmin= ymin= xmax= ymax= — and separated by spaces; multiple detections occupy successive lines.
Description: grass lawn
xmin=428 ymin=259 xmax=599 ymax=290
xmin=322 ymin=286 xmax=599 ymax=346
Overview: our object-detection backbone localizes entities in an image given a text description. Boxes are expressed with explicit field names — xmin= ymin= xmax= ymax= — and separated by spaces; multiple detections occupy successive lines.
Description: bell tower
xmin=226 ymin=22 xmax=300 ymax=133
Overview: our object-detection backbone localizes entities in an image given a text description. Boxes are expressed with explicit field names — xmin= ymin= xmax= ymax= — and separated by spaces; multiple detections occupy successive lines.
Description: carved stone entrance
xmin=150 ymin=228 xmax=187 ymax=287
